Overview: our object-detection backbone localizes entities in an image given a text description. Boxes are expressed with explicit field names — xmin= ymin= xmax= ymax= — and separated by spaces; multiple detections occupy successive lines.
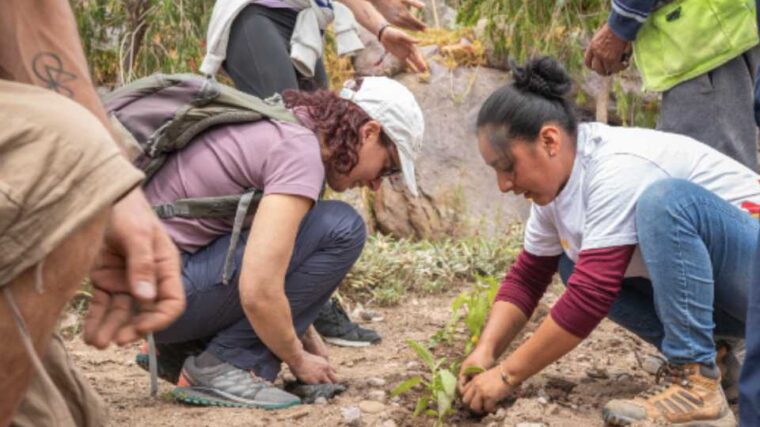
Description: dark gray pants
xmin=224 ymin=4 xmax=328 ymax=98
xmin=658 ymin=46 xmax=760 ymax=171
xmin=155 ymin=201 xmax=366 ymax=381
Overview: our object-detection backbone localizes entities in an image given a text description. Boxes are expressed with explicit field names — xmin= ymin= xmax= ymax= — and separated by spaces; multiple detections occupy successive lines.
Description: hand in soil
xmin=458 ymin=347 xmax=495 ymax=393
xmin=461 ymin=366 xmax=514 ymax=414
xmin=289 ymin=350 xmax=338 ymax=384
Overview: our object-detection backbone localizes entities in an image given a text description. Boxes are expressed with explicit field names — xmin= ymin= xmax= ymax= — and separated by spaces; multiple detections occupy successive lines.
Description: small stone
xmin=358 ymin=400 xmax=386 ymax=414
xmin=367 ymin=377 xmax=386 ymax=387
xmin=381 ymin=420 xmax=397 ymax=427
xmin=406 ymin=361 xmax=421 ymax=370
xmin=586 ymin=367 xmax=609 ymax=380
xmin=341 ymin=406 xmax=362 ymax=426
xmin=642 ymin=354 xmax=666 ymax=375
xmin=494 ymin=408 xmax=507 ymax=419
xmin=486 ymin=422 xmax=498 ymax=427
xmin=516 ymin=424 xmax=545 ymax=427
xmin=390 ymin=396 xmax=400 ymax=404
xmin=314 ymin=397 xmax=328 ymax=405
xmin=367 ymin=390 xmax=386 ymax=402
xmin=537 ymin=396 xmax=549 ymax=405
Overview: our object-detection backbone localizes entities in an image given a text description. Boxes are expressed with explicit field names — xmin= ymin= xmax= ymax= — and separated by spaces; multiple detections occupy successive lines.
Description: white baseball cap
xmin=339 ymin=77 xmax=425 ymax=196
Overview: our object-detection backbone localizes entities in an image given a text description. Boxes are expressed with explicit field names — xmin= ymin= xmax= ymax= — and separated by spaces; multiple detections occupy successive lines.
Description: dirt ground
xmin=66 ymin=284 xmax=732 ymax=427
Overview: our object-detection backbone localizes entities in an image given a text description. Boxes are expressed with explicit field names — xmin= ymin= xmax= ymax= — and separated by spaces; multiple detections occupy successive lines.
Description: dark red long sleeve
xmin=550 ymin=245 xmax=636 ymax=338
xmin=495 ymin=250 xmax=560 ymax=318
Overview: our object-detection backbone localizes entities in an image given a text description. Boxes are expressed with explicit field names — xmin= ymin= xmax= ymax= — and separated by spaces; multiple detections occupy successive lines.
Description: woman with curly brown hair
xmin=138 ymin=77 xmax=424 ymax=409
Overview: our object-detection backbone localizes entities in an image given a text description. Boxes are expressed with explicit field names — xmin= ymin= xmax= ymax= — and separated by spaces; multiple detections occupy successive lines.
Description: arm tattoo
xmin=32 ymin=52 xmax=77 ymax=97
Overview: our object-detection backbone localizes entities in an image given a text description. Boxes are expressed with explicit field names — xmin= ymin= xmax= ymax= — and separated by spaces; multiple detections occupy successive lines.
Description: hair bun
xmin=509 ymin=56 xmax=572 ymax=100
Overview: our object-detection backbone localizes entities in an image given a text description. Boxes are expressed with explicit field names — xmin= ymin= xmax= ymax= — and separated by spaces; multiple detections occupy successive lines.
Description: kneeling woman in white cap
xmin=139 ymin=77 xmax=424 ymax=409
xmin=458 ymin=57 xmax=759 ymax=426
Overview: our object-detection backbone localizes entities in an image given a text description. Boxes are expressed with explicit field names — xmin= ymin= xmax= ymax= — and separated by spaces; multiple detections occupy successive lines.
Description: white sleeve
xmin=581 ymin=154 xmax=669 ymax=250
xmin=523 ymin=203 xmax=563 ymax=256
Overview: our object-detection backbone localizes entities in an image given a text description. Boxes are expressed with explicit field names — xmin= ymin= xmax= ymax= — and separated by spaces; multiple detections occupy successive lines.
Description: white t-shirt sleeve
xmin=524 ymin=203 xmax=563 ymax=256
xmin=582 ymin=154 xmax=669 ymax=250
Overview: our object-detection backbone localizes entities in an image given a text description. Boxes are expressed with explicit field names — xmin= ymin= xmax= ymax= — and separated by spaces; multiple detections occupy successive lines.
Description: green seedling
xmin=392 ymin=339 xmax=459 ymax=427
xmin=433 ymin=275 xmax=501 ymax=353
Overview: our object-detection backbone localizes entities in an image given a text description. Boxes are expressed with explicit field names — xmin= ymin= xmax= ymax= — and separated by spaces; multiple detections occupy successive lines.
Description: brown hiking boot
xmin=602 ymin=363 xmax=736 ymax=426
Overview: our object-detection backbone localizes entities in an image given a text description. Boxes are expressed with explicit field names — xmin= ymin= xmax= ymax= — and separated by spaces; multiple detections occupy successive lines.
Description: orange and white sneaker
xmin=603 ymin=363 xmax=736 ymax=426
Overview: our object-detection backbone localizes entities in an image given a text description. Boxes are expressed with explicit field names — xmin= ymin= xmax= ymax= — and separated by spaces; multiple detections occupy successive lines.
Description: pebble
xmin=367 ymin=377 xmax=386 ymax=387
xmin=486 ymin=422 xmax=498 ymax=427
xmin=341 ymin=406 xmax=362 ymax=426
xmin=406 ymin=361 xmax=421 ymax=370
xmin=314 ymin=397 xmax=328 ymax=405
xmin=537 ymin=396 xmax=549 ymax=405
xmin=381 ymin=420 xmax=397 ymax=427
xmin=358 ymin=400 xmax=386 ymax=414
xmin=367 ymin=390 xmax=386 ymax=402
xmin=516 ymin=423 xmax=545 ymax=427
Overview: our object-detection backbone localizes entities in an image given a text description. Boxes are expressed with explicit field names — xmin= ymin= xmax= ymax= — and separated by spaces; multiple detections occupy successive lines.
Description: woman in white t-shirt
xmin=457 ymin=57 xmax=760 ymax=426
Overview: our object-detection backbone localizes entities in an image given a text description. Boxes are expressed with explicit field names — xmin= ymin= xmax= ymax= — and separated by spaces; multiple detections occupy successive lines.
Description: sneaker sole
xmin=602 ymin=407 xmax=737 ymax=427
xmin=171 ymin=386 xmax=300 ymax=410
xmin=323 ymin=337 xmax=377 ymax=348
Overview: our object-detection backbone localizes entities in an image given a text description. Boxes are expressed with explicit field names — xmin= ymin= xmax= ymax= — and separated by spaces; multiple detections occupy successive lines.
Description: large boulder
xmin=352 ymin=62 xmax=530 ymax=239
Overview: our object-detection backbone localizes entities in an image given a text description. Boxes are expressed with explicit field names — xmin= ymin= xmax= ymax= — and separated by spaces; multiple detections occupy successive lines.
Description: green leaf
xmin=391 ymin=376 xmax=423 ymax=397
xmin=413 ymin=396 xmax=431 ymax=417
xmin=407 ymin=339 xmax=435 ymax=371
xmin=462 ymin=365 xmax=486 ymax=376
xmin=436 ymin=389 xmax=453 ymax=416
xmin=439 ymin=369 xmax=457 ymax=397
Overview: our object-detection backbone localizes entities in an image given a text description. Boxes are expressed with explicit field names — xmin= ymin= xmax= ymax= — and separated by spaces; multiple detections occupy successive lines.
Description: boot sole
xmin=323 ymin=337 xmax=375 ymax=348
xmin=603 ymin=407 xmax=737 ymax=427
xmin=172 ymin=386 xmax=300 ymax=410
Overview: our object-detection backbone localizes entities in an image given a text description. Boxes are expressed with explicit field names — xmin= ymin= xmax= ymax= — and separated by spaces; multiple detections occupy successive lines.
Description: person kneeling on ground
xmin=137 ymin=77 xmax=424 ymax=409
xmin=457 ymin=57 xmax=758 ymax=426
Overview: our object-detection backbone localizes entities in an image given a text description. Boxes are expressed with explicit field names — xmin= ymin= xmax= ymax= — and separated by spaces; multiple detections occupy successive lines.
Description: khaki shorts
xmin=11 ymin=335 xmax=107 ymax=427
xmin=0 ymin=79 xmax=143 ymax=286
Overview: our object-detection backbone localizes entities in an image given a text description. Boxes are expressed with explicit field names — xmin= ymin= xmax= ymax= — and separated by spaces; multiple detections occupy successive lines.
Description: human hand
xmin=84 ymin=188 xmax=185 ymax=348
xmin=302 ymin=325 xmax=330 ymax=360
xmin=380 ymin=26 xmax=427 ymax=72
xmin=458 ymin=347 xmax=495 ymax=394
xmin=461 ymin=365 xmax=515 ymax=414
xmin=289 ymin=351 xmax=338 ymax=384
xmin=584 ymin=23 xmax=632 ymax=76
xmin=373 ymin=0 xmax=426 ymax=32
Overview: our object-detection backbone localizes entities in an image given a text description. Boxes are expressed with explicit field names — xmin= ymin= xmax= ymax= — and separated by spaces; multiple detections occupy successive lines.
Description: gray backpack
xmin=104 ymin=73 xmax=298 ymax=284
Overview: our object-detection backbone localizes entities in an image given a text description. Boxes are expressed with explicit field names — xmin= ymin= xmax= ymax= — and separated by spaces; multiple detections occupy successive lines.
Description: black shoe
xmin=136 ymin=339 xmax=208 ymax=384
xmin=313 ymin=298 xmax=381 ymax=347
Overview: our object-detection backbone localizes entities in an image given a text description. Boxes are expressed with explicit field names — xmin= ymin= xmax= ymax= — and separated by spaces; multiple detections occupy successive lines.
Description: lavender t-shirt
xmin=143 ymin=113 xmax=324 ymax=253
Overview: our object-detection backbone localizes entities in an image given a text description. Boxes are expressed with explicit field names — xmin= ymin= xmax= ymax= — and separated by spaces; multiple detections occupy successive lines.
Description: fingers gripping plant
xmin=392 ymin=340 xmax=458 ymax=427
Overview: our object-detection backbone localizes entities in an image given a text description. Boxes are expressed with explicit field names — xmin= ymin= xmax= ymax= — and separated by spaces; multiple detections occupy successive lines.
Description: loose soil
xmin=66 ymin=284 xmax=733 ymax=427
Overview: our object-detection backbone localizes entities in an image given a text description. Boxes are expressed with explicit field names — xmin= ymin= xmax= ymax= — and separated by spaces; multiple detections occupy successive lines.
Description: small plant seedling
xmin=392 ymin=339 xmax=460 ymax=427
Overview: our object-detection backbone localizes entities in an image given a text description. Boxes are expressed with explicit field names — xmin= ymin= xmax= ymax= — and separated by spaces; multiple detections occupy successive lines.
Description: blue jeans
xmin=155 ymin=200 xmax=366 ymax=381
xmin=740 ymin=225 xmax=760 ymax=425
xmin=560 ymin=179 xmax=757 ymax=365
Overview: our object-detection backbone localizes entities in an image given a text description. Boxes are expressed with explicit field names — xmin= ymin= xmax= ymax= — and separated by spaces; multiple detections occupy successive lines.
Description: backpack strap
xmin=153 ymin=191 xmax=263 ymax=219
xmin=221 ymin=191 xmax=256 ymax=285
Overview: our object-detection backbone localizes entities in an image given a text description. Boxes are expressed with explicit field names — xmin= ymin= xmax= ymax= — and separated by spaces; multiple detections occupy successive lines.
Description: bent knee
xmin=312 ymin=200 xmax=367 ymax=248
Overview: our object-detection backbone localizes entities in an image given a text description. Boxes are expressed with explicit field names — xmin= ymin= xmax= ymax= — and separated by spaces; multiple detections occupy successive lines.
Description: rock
xmin=352 ymin=26 xmax=405 ymax=78
xmin=367 ymin=377 xmax=387 ymax=387
xmin=486 ymin=422 xmax=498 ymax=427
xmin=406 ymin=361 xmax=421 ymax=370
xmin=537 ymin=396 xmax=549 ymax=405
xmin=371 ymin=68 xmax=529 ymax=239
xmin=359 ymin=400 xmax=386 ymax=414
xmin=341 ymin=406 xmax=362 ymax=426
xmin=495 ymin=408 xmax=507 ymax=419
xmin=314 ymin=396 xmax=328 ymax=405
xmin=381 ymin=420 xmax=397 ymax=427
xmin=367 ymin=390 xmax=387 ymax=402
xmin=586 ymin=367 xmax=609 ymax=380
xmin=642 ymin=354 xmax=666 ymax=375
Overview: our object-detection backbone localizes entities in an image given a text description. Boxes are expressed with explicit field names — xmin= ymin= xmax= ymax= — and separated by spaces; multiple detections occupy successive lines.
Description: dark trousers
xmin=224 ymin=4 xmax=328 ymax=98
xmin=155 ymin=201 xmax=366 ymax=381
